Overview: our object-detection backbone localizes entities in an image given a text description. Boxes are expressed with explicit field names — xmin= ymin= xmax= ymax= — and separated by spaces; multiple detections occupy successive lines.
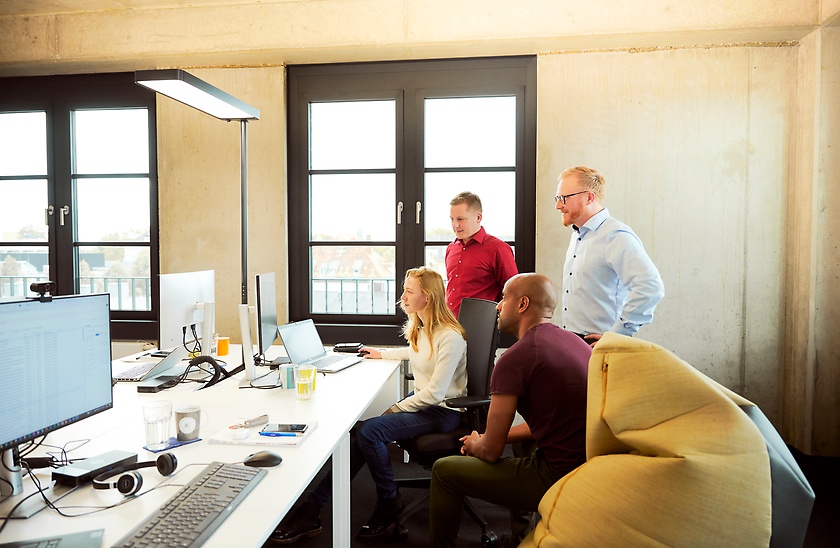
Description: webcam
xmin=30 ymin=281 xmax=55 ymax=302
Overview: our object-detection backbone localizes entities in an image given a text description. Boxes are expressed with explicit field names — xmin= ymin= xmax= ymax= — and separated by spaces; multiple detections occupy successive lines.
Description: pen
xmin=135 ymin=352 xmax=151 ymax=360
xmin=259 ymin=431 xmax=296 ymax=437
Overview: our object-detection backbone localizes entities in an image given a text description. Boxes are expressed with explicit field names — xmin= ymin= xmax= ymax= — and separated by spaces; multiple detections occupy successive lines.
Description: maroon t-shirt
xmin=490 ymin=323 xmax=590 ymax=476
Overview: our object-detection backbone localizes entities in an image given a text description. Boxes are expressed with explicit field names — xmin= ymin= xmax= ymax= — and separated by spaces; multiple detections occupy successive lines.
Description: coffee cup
xmin=217 ymin=336 xmax=230 ymax=356
xmin=174 ymin=405 xmax=207 ymax=441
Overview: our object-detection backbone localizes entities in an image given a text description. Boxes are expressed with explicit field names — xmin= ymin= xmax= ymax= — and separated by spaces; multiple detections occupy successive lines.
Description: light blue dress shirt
xmin=561 ymin=208 xmax=664 ymax=336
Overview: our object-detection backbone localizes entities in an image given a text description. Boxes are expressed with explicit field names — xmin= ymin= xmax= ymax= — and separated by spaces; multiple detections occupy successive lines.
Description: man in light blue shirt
xmin=555 ymin=166 xmax=664 ymax=346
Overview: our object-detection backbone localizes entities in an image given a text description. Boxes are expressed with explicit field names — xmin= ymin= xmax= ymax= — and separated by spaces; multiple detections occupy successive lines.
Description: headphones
xmin=188 ymin=355 xmax=222 ymax=389
xmin=92 ymin=453 xmax=178 ymax=496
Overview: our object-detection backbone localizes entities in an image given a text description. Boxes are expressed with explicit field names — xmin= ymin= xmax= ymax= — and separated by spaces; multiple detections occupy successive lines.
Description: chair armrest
xmin=444 ymin=395 xmax=490 ymax=409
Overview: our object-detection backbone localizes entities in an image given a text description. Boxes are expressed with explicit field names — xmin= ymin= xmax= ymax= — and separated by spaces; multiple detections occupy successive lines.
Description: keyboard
xmin=310 ymin=354 xmax=345 ymax=368
xmin=112 ymin=462 xmax=267 ymax=548
xmin=0 ymin=529 xmax=104 ymax=548
xmin=112 ymin=360 xmax=157 ymax=381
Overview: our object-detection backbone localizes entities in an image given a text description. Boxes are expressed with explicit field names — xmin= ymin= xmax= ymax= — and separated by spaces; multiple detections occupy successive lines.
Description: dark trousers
xmin=429 ymin=442 xmax=561 ymax=548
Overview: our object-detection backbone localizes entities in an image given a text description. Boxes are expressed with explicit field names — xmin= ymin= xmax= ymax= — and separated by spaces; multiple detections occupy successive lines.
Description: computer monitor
xmin=255 ymin=272 xmax=278 ymax=359
xmin=158 ymin=270 xmax=215 ymax=354
xmin=0 ymin=293 xmax=113 ymax=495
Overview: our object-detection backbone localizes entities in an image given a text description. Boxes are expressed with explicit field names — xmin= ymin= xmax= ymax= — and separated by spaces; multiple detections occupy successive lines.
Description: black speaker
xmin=92 ymin=453 xmax=177 ymax=496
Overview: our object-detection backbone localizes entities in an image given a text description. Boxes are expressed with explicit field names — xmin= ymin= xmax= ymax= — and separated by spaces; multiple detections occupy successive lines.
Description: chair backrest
xmin=457 ymin=298 xmax=500 ymax=398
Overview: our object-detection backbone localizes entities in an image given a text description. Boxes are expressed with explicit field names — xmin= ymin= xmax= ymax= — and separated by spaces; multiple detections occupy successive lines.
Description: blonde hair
xmin=449 ymin=191 xmax=483 ymax=212
xmin=401 ymin=267 xmax=466 ymax=354
xmin=560 ymin=166 xmax=606 ymax=202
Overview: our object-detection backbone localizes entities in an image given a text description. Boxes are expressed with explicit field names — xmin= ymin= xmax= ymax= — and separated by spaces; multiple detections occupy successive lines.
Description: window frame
xmin=0 ymin=72 xmax=159 ymax=340
xmin=287 ymin=57 xmax=536 ymax=344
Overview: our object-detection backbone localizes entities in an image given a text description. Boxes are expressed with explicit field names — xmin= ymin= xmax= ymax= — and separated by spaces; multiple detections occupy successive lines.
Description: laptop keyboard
xmin=310 ymin=354 xmax=346 ymax=369
xmin=113 ymin=360 xmax=157 ymax=381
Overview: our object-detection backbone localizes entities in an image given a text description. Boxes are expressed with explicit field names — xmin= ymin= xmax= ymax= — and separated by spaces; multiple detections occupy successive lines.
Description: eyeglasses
xmin=554 ymin=190 xmax=588 ymax=205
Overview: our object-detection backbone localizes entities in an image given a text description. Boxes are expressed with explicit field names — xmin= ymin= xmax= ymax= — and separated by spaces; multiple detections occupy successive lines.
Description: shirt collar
xmin=457 ymin=226 xmax=487 ymax=245
xmin=579 ymin=208 xmax=609 ymax=235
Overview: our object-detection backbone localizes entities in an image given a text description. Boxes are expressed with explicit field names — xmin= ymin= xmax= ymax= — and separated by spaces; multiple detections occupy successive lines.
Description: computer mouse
xmin=243 ymin=450 xmax=283 ymax=468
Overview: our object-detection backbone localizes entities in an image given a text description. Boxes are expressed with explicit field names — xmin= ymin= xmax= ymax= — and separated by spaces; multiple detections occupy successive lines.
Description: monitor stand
xmin=0 ymin=447 xmax=23 ymax=496
xmin=238 ymin=304 xmax=257 ymax=388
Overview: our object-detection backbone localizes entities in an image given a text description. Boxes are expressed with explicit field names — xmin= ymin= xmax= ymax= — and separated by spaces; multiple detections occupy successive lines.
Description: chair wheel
xmin=481 ymin=531 xmax=499 ymax=547
xmin=393 ymin=522 xmax=409 ymax=541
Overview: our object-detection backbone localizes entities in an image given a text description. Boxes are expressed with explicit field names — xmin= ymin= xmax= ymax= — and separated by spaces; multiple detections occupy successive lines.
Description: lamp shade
xmin=135 ymin=69 xmax=259 ymax=120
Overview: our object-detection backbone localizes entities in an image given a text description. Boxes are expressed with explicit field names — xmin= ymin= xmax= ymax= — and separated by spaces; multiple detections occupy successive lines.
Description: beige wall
xmin=1 ymin=0 xmax=838 ymax=454
xmin=156 ymin=67 xmax=287 ymax=342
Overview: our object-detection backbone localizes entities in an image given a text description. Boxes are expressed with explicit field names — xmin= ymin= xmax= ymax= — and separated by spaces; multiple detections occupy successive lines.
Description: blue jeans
xmin=309 ymin=403 xmax=462 ymax=505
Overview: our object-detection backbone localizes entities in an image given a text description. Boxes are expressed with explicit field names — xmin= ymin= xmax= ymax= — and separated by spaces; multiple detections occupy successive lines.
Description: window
xmin=0 ymin=73 xmax=158 ymax=339
xmin=288 ymin=57 xmax=536 ymax=344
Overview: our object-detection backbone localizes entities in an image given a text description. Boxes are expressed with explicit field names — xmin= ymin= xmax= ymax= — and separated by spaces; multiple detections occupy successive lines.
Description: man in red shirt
xmin=445 ymin=192 xmax=518 ymax=316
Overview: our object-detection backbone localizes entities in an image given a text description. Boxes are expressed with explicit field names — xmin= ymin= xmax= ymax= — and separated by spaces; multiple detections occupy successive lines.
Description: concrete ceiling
xmin=0 ymin=0 xmax=267 ymax=17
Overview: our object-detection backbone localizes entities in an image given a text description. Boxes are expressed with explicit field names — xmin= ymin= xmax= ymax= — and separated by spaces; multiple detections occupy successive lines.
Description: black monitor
xmin=0 ymin=293 xmax=113 ymax=495
xmin=255 ymin=272 xmax=284 ymax=366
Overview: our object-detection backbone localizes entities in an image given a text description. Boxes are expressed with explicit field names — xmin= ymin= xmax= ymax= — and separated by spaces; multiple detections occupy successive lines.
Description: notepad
xmin=208 ymin=422 xmax=317 ymax=447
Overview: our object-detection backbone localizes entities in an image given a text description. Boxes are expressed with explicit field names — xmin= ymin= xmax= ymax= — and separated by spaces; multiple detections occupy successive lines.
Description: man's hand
xmin=583 ymin=333 xmax=602 ymax=347
xmin=460 ymin=431 xmax=481 ymax=455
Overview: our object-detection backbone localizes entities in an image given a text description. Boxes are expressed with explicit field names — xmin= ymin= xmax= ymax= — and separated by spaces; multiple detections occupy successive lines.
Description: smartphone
xmin=259 ymin=423 xmax=308 ymax=436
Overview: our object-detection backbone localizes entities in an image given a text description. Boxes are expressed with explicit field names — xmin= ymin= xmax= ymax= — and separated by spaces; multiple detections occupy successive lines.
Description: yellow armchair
xmin=521 ymin=333 xmax=813 ymax=548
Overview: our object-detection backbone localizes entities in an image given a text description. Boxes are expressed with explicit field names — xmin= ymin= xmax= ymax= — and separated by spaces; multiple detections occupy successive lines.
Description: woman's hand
xmin=359 ymin=346 xmax=381 ymax=359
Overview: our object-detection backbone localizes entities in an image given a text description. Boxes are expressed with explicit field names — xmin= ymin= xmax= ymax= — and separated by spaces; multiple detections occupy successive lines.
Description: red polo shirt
xmin=445 ymin=226 xmax=518 ymax=317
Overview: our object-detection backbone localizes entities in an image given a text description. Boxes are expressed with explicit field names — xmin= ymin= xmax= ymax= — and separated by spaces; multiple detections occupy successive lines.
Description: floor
xmin=262 ymin=445 xmax=838 ymax=547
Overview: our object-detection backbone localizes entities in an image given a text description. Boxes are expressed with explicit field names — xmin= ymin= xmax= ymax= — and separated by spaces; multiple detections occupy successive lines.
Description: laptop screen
xmin=278 ymin=320 xmax=327 ymax=364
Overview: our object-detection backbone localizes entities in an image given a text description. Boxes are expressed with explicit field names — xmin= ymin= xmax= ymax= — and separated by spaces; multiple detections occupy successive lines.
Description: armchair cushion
xmin=522 ymin=333 xmax=774 ymax=548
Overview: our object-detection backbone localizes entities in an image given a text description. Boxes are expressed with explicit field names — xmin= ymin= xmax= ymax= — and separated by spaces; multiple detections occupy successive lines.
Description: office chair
xmin=395 ymin=297 xmax=501 ymax=546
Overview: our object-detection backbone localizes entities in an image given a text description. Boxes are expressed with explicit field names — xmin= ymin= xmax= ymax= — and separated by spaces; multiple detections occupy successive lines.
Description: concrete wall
xmin=813 ymin=25 xmax=840 ymax=455
xmin=155 ymin=67 xmax=287 ymax=342
xmin=0 ymin=0 xmax=837 ymax=454
xmin=536 ymin=46 xmax=794 ymax=423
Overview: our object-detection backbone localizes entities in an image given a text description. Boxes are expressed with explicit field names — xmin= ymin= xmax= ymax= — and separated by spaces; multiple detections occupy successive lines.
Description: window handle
xmin=415 ymin=201 xmax=422 ymax=224
xmin=59 ymin=205 xmax=70 ymax=226
xmin=397 ymin=201 xmax=404 ymax=225
xmin=45 ymin=205 xmax=54 ymax=225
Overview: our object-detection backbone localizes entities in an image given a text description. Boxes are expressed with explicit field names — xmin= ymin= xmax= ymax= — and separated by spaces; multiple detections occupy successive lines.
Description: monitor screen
xmin=255 ymin=272 xmax=278 ymax=356
xmin=0 ymin=294 xmax=113 ymax=453
xmin=159 ymin=270 xmax=214 ymax=352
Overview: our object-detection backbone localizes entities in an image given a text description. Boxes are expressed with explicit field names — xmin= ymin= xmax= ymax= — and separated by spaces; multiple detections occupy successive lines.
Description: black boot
xmin=356 ymin=494 xmax=406 ymax=541
xmin=268 ymin=501 xmax=322 ymax=544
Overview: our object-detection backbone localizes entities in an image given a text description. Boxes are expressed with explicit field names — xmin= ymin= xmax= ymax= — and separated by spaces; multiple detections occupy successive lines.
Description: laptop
xmin=277 ymin=319 xmax=363 ymax=373
xmin=112 ymin=345 xmax=189 ymax=382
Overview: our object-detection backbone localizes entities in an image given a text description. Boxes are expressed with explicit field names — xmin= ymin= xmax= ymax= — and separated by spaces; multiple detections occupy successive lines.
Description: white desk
xmin=0 ymin=346 xmax=400 ymax=547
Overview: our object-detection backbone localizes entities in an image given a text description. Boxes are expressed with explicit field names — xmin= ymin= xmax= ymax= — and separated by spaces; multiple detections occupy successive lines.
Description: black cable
xmin=245 ymin=370 xmax=283 ymax=390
